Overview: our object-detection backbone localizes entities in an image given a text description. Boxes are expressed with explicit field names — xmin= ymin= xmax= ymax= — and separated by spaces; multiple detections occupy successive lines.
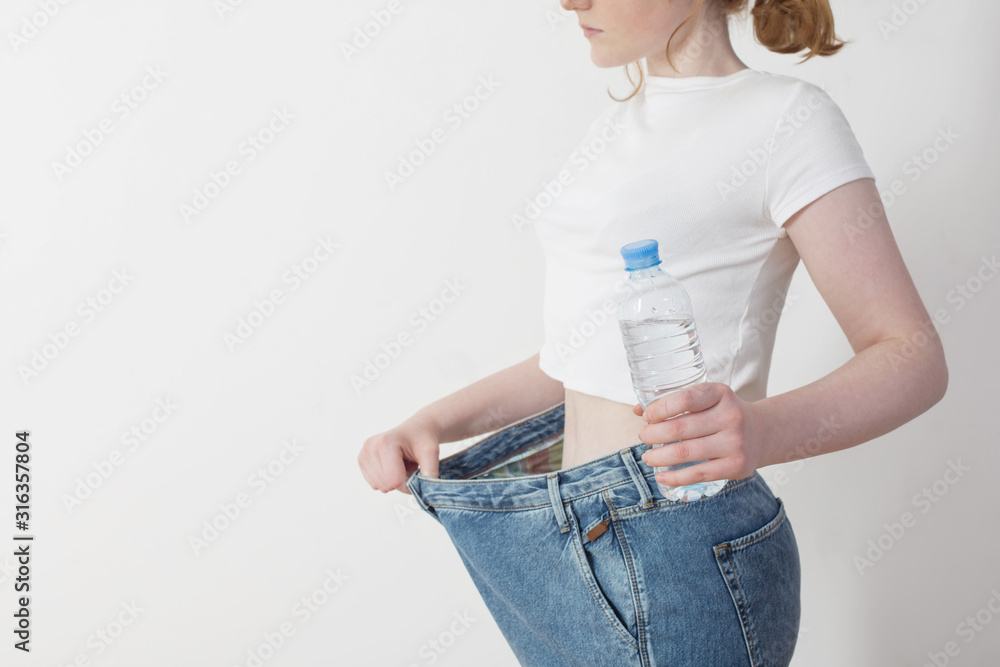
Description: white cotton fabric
xmin=534 ymin=68 xmax=875 ymax=405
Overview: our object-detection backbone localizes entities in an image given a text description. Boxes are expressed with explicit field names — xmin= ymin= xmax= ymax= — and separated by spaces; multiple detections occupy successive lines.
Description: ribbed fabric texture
xmin=534 ymin=68 xmax=875 ymax=405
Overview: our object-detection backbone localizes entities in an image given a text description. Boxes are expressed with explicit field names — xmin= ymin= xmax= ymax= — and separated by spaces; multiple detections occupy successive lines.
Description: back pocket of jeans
xmin=565 ymin=505 xmax=640 ymax=652
xmin=712 ymin=498 xmax=801 ymax=667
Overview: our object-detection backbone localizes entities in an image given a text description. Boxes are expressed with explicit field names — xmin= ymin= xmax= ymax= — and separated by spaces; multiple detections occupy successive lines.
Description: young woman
xmin=359 ymin=1 xmax=948 ymax=664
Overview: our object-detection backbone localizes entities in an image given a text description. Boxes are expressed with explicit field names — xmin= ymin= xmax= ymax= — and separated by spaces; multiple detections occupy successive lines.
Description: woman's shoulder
xmin=741 ymin=70 xmax=842 ymax=110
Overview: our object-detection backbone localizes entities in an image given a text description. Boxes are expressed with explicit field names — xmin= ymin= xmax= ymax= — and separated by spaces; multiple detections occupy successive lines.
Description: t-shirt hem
xmin=537 ymin=354 xmax=564 ymax=383
xmin=773 ymin=166 xmax=876 ymax=227
xmin=562 ymin=377 xmax=639 ymax=407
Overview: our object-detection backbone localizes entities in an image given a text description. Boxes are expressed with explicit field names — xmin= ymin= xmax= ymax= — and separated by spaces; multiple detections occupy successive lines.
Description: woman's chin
xmin=588 ymin=51 xmax=630 ymax=69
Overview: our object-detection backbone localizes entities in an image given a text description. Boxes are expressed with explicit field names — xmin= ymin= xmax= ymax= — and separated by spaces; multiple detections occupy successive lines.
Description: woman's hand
xmin=358 ymin=412 xmax=442 ymax=494
xmin=632 ymin=382 xmax=769 ymax=487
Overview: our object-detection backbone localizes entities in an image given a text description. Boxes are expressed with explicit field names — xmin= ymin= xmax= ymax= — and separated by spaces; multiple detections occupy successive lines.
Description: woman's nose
xmin=560 ymin=0 xmax=591 ymax=12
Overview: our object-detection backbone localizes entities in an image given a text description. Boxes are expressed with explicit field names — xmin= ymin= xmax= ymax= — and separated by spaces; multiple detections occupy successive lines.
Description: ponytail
xmin=612 ymin=0 xmax=846 ymax=102
xmin=747 ymin=0 xmax=845 ymax=59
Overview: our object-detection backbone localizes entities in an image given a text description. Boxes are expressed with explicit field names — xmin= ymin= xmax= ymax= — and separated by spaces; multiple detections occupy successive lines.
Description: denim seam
xmin=620 ymin=449 xmax=655 ymax=509
xmin=427 ymin=502 xmax=554 ymax=512
xmin=437 ymin=403 xmax=564 ymax=469
xmin=712 ymin=497 xmax=787 ymax=667
xmin=723 ymin=499 xmax=787 ymax=551
xmin=714 ymin=546 xmax=758 ymax=666
xmin=566 ymin=505 xmax=639 ymax=651
xmin=426 ymin=477 xmax=652 ymax=511
xmin=615 ymin=473 xmax=758 ymax=518
xmin=547 ymin=473 xmax=570 ymax=533
xmin=605 ymin=492 xmax=650 ymax=666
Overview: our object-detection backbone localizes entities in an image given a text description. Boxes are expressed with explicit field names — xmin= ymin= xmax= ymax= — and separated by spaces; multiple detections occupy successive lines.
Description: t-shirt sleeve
xmin=764 ymin=82 xmax=876 ymax=227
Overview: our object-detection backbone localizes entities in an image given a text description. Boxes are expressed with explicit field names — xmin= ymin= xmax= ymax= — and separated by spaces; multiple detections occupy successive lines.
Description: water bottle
xmin=616 ymin=239 xmax=728 ymax=503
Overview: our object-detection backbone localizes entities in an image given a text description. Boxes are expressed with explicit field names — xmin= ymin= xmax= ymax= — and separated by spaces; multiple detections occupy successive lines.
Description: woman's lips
xmin=582 ymin=26 xmax=603 ymax=37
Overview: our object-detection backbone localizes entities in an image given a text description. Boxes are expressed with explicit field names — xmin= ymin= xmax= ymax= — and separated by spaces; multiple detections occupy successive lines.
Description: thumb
xmin=414 ymin=437 xmax=440 ymax=480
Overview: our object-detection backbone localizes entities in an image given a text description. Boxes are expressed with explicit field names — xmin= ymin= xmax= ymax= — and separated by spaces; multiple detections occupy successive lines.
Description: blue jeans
xmin=406 ymin=401 xmax=801 ymax=667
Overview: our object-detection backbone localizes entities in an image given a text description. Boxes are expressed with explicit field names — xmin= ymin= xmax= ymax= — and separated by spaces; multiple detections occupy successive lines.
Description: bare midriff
xmin=560 ymin=388 xmax=650 ymax=469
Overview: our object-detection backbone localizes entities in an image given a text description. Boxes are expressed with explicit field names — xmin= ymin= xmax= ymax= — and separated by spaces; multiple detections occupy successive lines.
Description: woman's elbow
xmin=925 ymin=338 xmax=949 ymax=409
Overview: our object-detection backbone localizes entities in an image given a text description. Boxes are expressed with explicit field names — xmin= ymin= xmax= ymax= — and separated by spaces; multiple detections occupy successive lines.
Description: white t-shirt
xmin=534 ymin=68 xmax=875 ymax=405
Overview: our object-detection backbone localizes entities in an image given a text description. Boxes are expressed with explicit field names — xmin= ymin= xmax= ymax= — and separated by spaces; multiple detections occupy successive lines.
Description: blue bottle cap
xmin=620 ymin=239 xmax=662 ymax=270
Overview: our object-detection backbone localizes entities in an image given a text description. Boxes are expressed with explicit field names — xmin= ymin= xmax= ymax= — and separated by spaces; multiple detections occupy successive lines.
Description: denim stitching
xmin=615 ymin=473 xmax=758 ymax=518
xmin=429 ymin=502 xmax=555 ymax=512
xmin=724 ymin=499 xmax=787 ymax=551
xmin=712 ymin=498 xmax=788 ymax=667
xmin=436 ymin=402 xmax=565 ymax=468
xmin=605 ymin=492 xmax=649 ymax=666
xmin=566 ymin=505 xmax=639 ymax=651
xmin=429 ymin=471 xmax=760 ymax=513
xmin=714 ymin=546 xmax=759 ymax=666
xmin=427 ymin=477 xmax=651 ymax=511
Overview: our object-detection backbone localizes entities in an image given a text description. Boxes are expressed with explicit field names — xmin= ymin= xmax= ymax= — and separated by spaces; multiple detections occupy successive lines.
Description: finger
xmin=415 ymin=439 xmax=439 ymax=480
xmin=393 ymin=459 xmax=419 ymax=495
xmin=640 ymin=435 xmax=722 ymax=469
xmin=652 ymin=457 xmax=732 ymax=489
xmin=645 ymin=383 xmax=722 ymax=423
xmin=376 ymin=444 xmax=409 ymax=493
xmin=638 ymin=408 xmax=722 ymax=447
xmin=358 ymin=446 xmax=384 ymax=491
xmin=632 ymin=402 xmax=643 ymax=417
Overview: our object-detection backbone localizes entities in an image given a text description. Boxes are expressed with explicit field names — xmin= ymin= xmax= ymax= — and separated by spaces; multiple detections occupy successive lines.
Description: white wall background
xmin=1 ymin=1 xmax=997 ymax=665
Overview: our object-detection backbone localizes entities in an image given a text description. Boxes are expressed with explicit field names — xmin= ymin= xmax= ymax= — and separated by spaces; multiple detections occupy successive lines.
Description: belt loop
xmin=547 ymin=473 xmax=569 ymax=532
xmin=406 ymin=473 xmax=439 ymax=523
xmin=620 ymin=449 xmax=655 ymax=508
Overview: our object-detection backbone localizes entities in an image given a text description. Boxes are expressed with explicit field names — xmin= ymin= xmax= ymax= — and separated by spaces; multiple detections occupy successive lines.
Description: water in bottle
xmin=617 ymin=239 xmax=728 ymax=503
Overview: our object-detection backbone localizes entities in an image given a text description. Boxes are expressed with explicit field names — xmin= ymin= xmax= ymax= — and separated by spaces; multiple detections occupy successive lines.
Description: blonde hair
xmin=615 ymin=0 xmax=847 ymax=101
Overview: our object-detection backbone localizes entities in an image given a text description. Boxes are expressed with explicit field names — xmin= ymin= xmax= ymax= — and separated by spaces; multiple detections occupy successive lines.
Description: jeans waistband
xmin=405 ymin=402 xmax=664 ymax=520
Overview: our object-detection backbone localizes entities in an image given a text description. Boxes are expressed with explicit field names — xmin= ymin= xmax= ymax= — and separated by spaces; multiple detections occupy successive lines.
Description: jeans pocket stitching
xmin=712 ymin=498 xmax=794 ymax=667
xmin=566 ymin=505 xmax=640 ymax=651
xmin=606 ymin=497 xmax=651 ymax=667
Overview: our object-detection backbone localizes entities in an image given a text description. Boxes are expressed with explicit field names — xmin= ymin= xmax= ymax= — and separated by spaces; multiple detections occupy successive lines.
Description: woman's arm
xmin=359 ymin=352 xmax=564 ymax=492
xmin=414 ymin=352 xmax=565 ymax=444
xmin=635 ymin=178 xmax=949 ymax=484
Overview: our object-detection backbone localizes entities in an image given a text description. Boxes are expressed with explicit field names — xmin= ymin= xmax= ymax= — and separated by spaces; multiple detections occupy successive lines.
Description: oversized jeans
xmin=406 ymin=401 xmax=801 ymax=666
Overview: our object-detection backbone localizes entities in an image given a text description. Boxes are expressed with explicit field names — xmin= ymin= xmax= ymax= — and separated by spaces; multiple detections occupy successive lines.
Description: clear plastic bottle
xmin=616 ymin=239 xmax=728 ymax=503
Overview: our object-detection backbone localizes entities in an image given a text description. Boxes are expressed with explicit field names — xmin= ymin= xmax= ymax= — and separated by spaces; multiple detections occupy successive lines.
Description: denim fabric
xmin=407 ymin=401 xmax=800 ymax=667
